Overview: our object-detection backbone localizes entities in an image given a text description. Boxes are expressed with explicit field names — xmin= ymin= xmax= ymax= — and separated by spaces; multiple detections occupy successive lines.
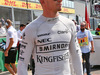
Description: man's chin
xmin=58 ymin=8 xmax=62 ymax=11
xmin=81 ymin=30 xmax=85 ymax=32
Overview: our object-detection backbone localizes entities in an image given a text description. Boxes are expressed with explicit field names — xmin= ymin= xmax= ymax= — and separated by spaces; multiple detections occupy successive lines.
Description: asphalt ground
xmin=0 ymin=66 xmax=100 ymax=75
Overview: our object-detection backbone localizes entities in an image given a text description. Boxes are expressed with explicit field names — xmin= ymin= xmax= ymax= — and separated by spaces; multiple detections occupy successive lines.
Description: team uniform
xmin=18 ymin=15 xmax=83 ymax=75
xmin=5 ymin=26 xmax=18 ymax=64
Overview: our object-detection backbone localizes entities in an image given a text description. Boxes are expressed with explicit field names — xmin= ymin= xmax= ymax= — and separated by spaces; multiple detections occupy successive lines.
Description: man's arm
xmin=17 ymin=25 xmax=34 ymax=75
xmin=69 ymin=23 xmax=83 ymax=75
xmin=90 ymin=41 xmax=94 ymax=53
xmin=88 ymin=30 xmax=94 ymax=52
xmin=4 ymin=38 xmax=14 ymax=56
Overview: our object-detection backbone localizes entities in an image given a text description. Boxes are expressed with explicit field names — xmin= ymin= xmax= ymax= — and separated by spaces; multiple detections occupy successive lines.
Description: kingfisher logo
xmin=37 ymin=52 xmax=69 ymax=64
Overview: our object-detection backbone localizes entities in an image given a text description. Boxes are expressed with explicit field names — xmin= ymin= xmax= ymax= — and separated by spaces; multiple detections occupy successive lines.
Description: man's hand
xmin=4 ymin=50 xmax=8 ymax=56
xmin=90 ymin=47 xmax=95 ymax=53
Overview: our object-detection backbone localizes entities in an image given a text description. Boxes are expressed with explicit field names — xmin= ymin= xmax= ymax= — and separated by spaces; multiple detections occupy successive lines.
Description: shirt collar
xmin=40 ymin=15 xmax=59 ymax=22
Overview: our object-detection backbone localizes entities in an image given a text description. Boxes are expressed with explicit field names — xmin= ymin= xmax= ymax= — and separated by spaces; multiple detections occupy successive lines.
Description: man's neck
xmin=20 ymin=29 xmax=23 ymax=31
xmin=7 ymin=25 xmax=12 ymax=29
xmin=43 ymin=11 xmax=59 ymax=18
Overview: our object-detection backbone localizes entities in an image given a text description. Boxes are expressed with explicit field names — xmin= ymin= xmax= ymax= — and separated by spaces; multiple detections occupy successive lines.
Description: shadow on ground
xmin=0 ymin=71 xmax=10 ymax=75
xmin=91 ymin=65 xmax=100 ymax=71
xmin=91 ymin=65 xmax=100 ymax=74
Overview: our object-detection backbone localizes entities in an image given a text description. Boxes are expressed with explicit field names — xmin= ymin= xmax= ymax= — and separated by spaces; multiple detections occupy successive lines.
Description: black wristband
xmin=90 ymin=50 xmax=95 ymax=52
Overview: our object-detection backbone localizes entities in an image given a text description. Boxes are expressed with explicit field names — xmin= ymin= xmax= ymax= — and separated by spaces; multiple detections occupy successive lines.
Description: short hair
xmin=5 ymin=19 xmax=12 ymax=24
xmin=20 ymin=24 xmax=26 ymax=28
xmin=83 ymin=21 xmax=87 ymax=25
xmin=81 ymin=22 xmax=86 ymax=26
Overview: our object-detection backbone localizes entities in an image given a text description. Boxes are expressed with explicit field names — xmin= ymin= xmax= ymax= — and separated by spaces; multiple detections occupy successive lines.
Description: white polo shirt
xmin=0 ymin=27 xmax=6 ymax=36
xmin=6 ymin=26 xmax=18 ymax=48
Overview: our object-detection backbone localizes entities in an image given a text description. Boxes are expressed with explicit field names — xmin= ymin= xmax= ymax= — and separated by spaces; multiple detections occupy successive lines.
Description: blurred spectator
xmin=72 ymin=19 xmax=80 ymax=32
xmin=77 ymin=22 xmax=94 ymax=75
xmin=17 ymin=24 xmax=26 ymax=59
xmin=95 ymin=23 xmax=100 ymax=35
xmin=4 ymin=19 xmax=18 ymax=75
xmin=0 ymin=22 xmax=6 ymax=36
xmin=0 ymin=17 xmax=5 ymax=26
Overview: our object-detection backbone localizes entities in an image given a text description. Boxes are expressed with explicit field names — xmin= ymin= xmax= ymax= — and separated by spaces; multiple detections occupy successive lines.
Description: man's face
xmin=80 ymin=23 xmax=86 ymax=32
xmin=5 ymin=19 xmax=12 ymax=29
xmin=21 ymin=26 xmax=26 ymax=30
xmin=43 ymin=0 xmax=62 ymax=12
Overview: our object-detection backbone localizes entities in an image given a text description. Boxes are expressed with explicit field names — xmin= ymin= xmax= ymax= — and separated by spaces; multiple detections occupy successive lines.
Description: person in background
xmin=17 ymin=0 xmax=83 ymax=75
xmin=0 ymin=22 xmax=6 ymax=36
xmin=95 ymin=23 xmax=100 ymax=35
xmin=4 ymin=19 xmax=18 ymax=75
xmin=0 ymin=17 xmax=5 ymax=26
xmin=77 ymin=22 xmax=95 ymax=75
xmin=17 ymin=24 xmax=26 ymax=59
xmin=72 ymin=19 xmax=80 ymax=32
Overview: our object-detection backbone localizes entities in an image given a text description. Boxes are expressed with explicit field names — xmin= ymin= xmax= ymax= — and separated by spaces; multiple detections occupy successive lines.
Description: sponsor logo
xmin=57 ymin=30 xmax=68 ymax=34
xmin=21 ymin=41 xmax=28 ymax=44
xmin=20 ymin=50 xmax=24 ymax=55
xmin=37 ymin=33 xmax=50 ymax=37
xmin=19 ymin=57 xmax=24 ymax=61
xmin=37 ymin=52 xmax=69 ymax=64
xmin=36 ymin=41 xmax=69 ymax=53
xmin=76 ymin=49 xmax=79 ymax=53
xmin=22 ymin=32 xmax=25 ymax=39
xmin=37 ymin=38 xmax=52 ymax=43
xmin=47 ymin=18 xmax=58 ymax=22
xmin=20 ymin=44 xmax=26 ymax=49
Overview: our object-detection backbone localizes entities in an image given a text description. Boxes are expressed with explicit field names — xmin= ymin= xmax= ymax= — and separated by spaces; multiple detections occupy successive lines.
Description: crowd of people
xmin=0 ymin=0 xmax=98 ymax=75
